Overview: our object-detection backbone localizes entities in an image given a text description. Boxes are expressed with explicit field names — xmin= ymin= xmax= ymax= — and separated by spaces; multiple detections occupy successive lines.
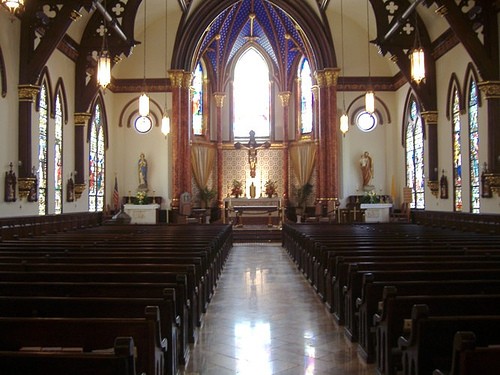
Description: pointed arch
xmin=403 ymin=91 xmax=425 ymax=209
xmin=465 ymin=67 xmax=480 ymax=213
xmin=297 ymin=57 xmax=313 ymax=135
xmin=445 ymin=74 xmax=464 ymax=121
xmin=449 ymin=80 xmax=463 ymax=212
xmin=0 ymin=46 xmax=6 ymax=98
xmin=36 ymin=75 xmax=51 ymax=215
xmin=54 ymin=88 xmax=64 ymax=214
xmin=53 ymin=78 xmax=69 ymax=124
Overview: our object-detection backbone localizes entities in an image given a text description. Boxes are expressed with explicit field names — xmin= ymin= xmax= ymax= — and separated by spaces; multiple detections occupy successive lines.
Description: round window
xmin=134 ymin=116 xmax=153 ymax=134
xmin=356 ymin=111 xmax=377 ymax=132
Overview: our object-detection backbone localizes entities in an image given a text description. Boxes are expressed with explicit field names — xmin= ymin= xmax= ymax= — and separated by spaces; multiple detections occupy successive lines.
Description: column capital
xmin=74 ymin=112 xmax=92 ymax=127
xmin=169 ymin=70 xmax=186 ymax=89
xmin=213 ymin=92 xmax=226 ymax=108
xmin=18 ymin=84 xmax=40 ymax=102
xmin=278 ymin=91 xmax=291 ymax=107
xmin=477 ymin=81 xmax=500 ymax=99
xmin=183 ymin=72 xmax=194 ymax=89
xmin=315 ymin=68 xmax=340 ymax=88
xmin=421 ymin=110 xmax=439 ymax=125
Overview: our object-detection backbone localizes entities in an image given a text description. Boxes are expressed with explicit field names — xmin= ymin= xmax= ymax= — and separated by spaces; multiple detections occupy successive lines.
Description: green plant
xmin=296 ymin=183 xmax=313 ymax=212
xmin=199 ymin=187 xmax=216 ymax=208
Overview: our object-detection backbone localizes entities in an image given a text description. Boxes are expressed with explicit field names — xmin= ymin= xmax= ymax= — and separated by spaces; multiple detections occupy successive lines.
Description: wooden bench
xmin=433 ymin=331 xmax=500 ymax=375
xmin=0 ymin=307 xmax=166 ymax=375
xmin=373 ymin=290 xmax=500 ymax=375
xmin=398 ymin=305 xmax=500 ymax=375
xmin=0 ymin=337 xmax=136 ymax=375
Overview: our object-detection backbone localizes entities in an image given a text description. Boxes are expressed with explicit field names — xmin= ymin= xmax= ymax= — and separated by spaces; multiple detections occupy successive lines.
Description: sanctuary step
xmin=232 ymin=224 xmax=282 ymax=243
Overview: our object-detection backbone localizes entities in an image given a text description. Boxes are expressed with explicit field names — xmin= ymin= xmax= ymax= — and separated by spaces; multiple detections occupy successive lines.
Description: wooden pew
xmin=0 ymin=337 xmax=136 ymax=375
xmin=356 ymin=275 xmax=500 ymax=364
xmin=433 ymin=331 xmax=500 ymax=375
xmin=398 ymin=305 xmax=500 ymax=375
xmin=373 ymin=290 xmax=500 ymax=375
xmin=0 ymin=307 xmax=165 ymax=375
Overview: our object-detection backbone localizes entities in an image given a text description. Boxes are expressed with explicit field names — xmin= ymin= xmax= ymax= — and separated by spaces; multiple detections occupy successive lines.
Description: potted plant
xmin=295 ymin=183 xmax=313 ymax=221
xmin=264 ymin=179 xmax=277 ymax=198
xmin=199 ymin=187 xmax=216 ymax=208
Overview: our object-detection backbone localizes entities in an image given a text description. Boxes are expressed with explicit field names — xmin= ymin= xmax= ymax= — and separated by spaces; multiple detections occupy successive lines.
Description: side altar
xmin=124 ymin=203 xmax=160 ymax=224
xmin=223 ymin=197 xmax=281 ymax=227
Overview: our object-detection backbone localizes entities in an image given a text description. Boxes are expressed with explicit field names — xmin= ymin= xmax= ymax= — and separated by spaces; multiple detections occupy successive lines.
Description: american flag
xmin=113 ymin=176 xmax=120 ymax=211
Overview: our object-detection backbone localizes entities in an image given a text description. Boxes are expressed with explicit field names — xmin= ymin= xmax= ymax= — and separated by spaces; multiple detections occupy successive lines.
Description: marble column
xmin=214 ymin=92 xmax=226 ymax=205
xmin=278 ymin=91 xmax=291 ymax=204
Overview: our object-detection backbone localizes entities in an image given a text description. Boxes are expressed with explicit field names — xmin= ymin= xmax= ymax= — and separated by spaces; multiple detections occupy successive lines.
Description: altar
xmin=124 ymin=203 xmax=160 ymax=224
xmin=223 ymin=197 xmax=281 ymax=227
xmin=360 ymin=203 xmax=392 ymax=223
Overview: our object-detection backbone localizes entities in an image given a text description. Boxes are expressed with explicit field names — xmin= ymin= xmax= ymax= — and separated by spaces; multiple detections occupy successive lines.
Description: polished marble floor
xmin=181 ymin=243 xmax=377 ymax=375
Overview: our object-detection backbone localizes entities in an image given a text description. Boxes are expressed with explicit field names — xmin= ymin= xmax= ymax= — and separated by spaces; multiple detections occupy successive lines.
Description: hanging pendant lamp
xmin=138 ymin=0 xmax=150 ymax=117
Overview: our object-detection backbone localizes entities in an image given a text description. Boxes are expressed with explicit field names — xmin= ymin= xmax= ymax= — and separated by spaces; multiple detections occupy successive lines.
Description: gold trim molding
xmin=169 ymin=70 xmax=185 ymax=89
xmin=213 ymin=93 xmax=226 ymax=108
xmin=74 ymin=112 xmax=91 ymax=126
xmin=18 ymin=177 xmax=36 ymax=199
xmin=278 ymin=91 xmax=291 ymax=107
xmin=427 ymin=180 xmax=439 ymax=198
xmin=74 ymin=183 xmax=86 ymax=200
xmin=18 ymin=84 xmax=40 ymax=102
xmin=421 ymin=111 xmax=439 ymax=125
xmin=477 ymin=81 xmax=500 ymax=99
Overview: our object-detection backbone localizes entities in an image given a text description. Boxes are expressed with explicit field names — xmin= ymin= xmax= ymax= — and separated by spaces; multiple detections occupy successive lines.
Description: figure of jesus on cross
xmin=234 ymin=130 xmax=271 ymax=178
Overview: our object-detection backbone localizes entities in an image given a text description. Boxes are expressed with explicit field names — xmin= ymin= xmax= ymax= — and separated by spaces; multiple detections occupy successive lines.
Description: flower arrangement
xmin=231 ymin=179 xmax=243 ymax=198
xmin=264 ymin=179 xmax=277 ymax=197
xmin=360 ymin=190 xmax=380 ymax=204
xmin=136 ymin=190 xmax=147 ymax=204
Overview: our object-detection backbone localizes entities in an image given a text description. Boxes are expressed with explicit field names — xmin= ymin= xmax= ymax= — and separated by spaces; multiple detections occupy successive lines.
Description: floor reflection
xmin=181 ymin=243 xmax=377 ymax=375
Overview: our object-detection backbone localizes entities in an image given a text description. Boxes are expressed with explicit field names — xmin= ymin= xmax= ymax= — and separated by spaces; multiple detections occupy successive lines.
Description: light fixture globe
xmin=97 ymin=51 xmax=111 ymax=88
xmin=139 ymin=93 xmax=150 ymax=117
xmin=365 ymin=90 xmax=375 ymax=114
xmin=340 ymin=113 xmax=349 ymax=135
xmin=161 ymin=113 xmax=170 ymax=136
xmin=410 ymin=47 xmax=425 ymax=84
xmin=2 ymin=0 xmax=23 ymax=13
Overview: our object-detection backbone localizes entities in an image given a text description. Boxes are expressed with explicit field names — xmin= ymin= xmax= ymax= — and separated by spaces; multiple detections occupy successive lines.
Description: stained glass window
xmin=405 ymin=98 xmax=425 ymax=209
xmin=38 ymin=83 xmax=48 ymax=215
xmin=233 ymin=47 xmax=270 ymax=139
xmin=192 ymin=62 xmax=204 ymax=136
xmin=468 ymin=80 xmax=480 ymax=213
xmin=54 ymin=93 xmax=63 ymax=214
xmin=299 ymin=58 xmax=313 ymax=134
xmin=452 ymin=89 xmax=462 ymax=211
xmin=89 ymin=102 xmax=106 ymax=212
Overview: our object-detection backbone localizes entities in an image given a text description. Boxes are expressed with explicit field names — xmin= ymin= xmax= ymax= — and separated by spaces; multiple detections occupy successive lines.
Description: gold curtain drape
xmin=191 ymin=144 xmax=216 ymax=189
xmin=290 ymin=142 xmax=317 ymax=186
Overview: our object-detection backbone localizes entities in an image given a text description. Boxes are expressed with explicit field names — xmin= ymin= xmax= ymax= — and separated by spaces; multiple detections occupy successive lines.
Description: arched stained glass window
xmin=468 ymin=80 xmax=479 ymax=213
xmin=299 ymin=58 xmax=313 ymax=134
xmin=233 ymin=47 xmax=270 ymax=139
xmin=38 ymin=82 xmax=49 ymax=215
xmin=192 ymin=62 xmax=204 ymax=136
xmin=405 ymin=98 xmax=425 ymax=209
xmin=54 ymin=93 xmax=63 ymax=214
xmin=452 ymin=89 xmax=462 ymax=211
xmin=89 ymin=102 xmax=106 ymax=212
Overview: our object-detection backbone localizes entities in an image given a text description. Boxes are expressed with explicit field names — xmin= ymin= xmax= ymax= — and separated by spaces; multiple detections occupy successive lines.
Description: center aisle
xmin=182 ymin=243 xmax=377 ymax=375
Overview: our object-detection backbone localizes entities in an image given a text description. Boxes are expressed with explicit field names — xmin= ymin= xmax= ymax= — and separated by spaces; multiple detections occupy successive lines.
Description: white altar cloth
xmin=124 ymin=204 xmax=160 ymax=224
xmin=360 ymin=203 xmax=392 ymax=223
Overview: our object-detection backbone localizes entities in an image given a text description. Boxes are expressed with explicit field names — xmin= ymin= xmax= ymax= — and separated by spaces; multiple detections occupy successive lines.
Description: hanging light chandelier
xmin=138 ymin=0 xmax=150 ymax=117
xmin=161 ymin=0 xmax=170 ymax=136
xmin=365 ymin=0 xmax=375 ymax=114
xmin=410 ymin=11 xmax=425 ymax=84
xmin=1 ymin=0 xmax=24 ymax=14
xmin=97 ymin=0 xmax=111 ymax=89
xmin=339 ymin=0 xmax=349 ymax=136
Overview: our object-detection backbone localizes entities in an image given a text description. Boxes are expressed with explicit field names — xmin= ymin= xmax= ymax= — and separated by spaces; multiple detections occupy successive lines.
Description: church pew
xmin=398 ymin=305 xmax=500 ymax=375
xmin=433 ymin=331 xmax=500 ymax=375
xmin=0 ymin=337 xmax=137 ymax=375
xmin=356 ymin=275 xmax=500 ymax=364
xmin=0 ymin=281 xmax=182 ymax=374
xmin=0 ymin=262 xmax=202 ymax=334
xmin=0 ymin=307 xmax=166 ymax=375
xmin=336 ymin=260 xmax=500 ymax=325
xmin=373 ymin=290 xmax=500 ymax=375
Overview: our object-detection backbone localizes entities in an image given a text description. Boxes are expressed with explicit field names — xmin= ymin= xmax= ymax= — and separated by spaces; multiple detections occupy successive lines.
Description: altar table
xmin=124 ymin=204 xmax=160 ymax=224
xmin=223 ymin=197 xmax=281 ymax=226
xmin=360 ymin=203 xmax=392 ymax=223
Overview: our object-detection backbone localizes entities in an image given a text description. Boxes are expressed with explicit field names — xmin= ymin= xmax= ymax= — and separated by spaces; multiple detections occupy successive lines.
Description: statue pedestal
xmin=124 ymin=204 xmax=160 ymax=224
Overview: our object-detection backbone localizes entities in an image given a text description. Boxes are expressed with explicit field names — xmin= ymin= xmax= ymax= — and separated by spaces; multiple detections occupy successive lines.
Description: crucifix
xmin=234 ymin=130 xmax=270 ymax=178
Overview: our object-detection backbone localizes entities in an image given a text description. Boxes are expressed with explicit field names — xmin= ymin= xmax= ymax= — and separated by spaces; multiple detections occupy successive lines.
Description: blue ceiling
xmin=199 ymin=0 xmax=308 ymax=89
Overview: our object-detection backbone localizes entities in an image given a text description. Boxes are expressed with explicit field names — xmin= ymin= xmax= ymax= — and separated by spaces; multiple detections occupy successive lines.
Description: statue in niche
xmin=138 ymin=153 xmax=148 ymax=191
xmin=359 ymin=151 xmax=374 ymax=191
